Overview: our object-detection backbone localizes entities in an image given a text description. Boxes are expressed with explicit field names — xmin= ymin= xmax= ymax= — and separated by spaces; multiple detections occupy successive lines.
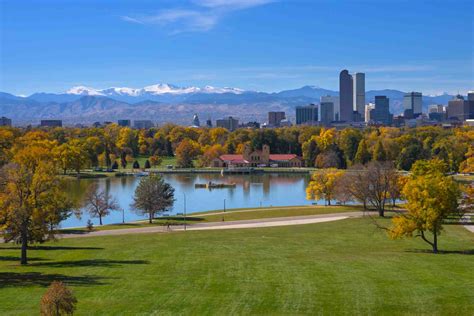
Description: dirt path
xmin=58 ymin=211 xmax=364 ymax=239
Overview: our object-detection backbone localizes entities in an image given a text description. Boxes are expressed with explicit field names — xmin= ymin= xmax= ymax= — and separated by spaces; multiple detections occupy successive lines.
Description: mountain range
xmin=0 ymin=84 xmax=459 ymax=125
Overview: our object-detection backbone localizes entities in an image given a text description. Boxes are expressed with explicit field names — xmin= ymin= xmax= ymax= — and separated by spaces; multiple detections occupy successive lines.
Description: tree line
xmin=0 ymin=124 xmax=473 ymax=171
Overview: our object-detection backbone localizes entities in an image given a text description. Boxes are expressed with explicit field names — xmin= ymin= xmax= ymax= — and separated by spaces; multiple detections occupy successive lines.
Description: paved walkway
xmin=58 ymin=211 xmax=363 ymax=239
xmin=461 ymin=213 xmax=474 ymax=233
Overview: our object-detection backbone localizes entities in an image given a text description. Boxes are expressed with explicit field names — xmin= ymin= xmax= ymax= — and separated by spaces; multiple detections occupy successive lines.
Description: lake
xmin=63 ymin=173 xmax=313 ymax=228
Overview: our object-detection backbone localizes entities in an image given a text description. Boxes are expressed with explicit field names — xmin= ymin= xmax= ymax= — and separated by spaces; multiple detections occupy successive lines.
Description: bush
xmin=111 ymin=161 xmax=118 ymax=170
xmin=133 ymin=160 xmax=140 ymax=169
xmin=86 ymin=219 xmax=94 ymax=232
xmin=144 ymin=160 xmax=151 ymax=169
xmin=40 ymin=281 xmax=77 ymax=316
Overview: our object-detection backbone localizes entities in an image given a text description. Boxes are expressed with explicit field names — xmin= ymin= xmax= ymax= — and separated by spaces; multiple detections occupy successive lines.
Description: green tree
xmin=131 ymin=175 xmax=175 ymax=223
xmin=372 ymin=140 xmax=387 ymax=161
xmin=354 ymin=139 xmax=371 ymax=165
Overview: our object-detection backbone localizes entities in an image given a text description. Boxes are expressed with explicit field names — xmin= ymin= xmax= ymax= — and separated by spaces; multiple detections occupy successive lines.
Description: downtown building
xmin=320 ymin=96 xmax=340 ymax=121
xmin=339 ymin=69 xmax=365 ymax=122
xmin=216 ymin=116 xmax=239 ymax=131
xmin=296 ymin=104 xmax=318 ymax=125
xmin=0 ymin=116 xmax=12 ymax=127
xmin=268 ymin=111 xmax=286 ymax=127
xmin=40 ymin=120 xmax=62 ymax=127
xmin=133 ymin=120 xmax=154 ymax=129
xmin=369 ymin=96 xmax=392 ymax=125
xmin=447 ymin=94 xmax=474 ymax=121
xmin=403 ymin=92 xmax=423 ymax=118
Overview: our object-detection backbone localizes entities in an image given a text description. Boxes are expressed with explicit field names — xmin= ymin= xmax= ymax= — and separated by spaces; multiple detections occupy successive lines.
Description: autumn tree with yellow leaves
xmin=389 ymin=159 xmax=461 ymax=253
xmin=0 ymin=140 xmax=75 ymax=265
xmin=306 ymin=168 xmax=344 ymax=206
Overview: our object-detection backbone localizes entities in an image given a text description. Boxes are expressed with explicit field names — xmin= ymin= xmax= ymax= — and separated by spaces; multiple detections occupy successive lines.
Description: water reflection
xmin=62 ymin=173 xmax=312 ymax=228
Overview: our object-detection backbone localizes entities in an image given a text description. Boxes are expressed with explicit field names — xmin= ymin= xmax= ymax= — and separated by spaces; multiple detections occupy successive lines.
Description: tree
xmin=354 ymin=139 xmax=371 ymax=165
xmin=83 ymin=183 xmax=120 ymax=225
xmin=40 ymin=281 xmax=77 ymax=316
xmin=175 ymin=139 xmax=200 ymax=168
xmin=306 ymin=169 xmax=344 ymax=205
xmin=0 ymin=148 xmax=74 ymax=265
xmin=302 ymin=137 xmax=320 ymax=167
xmin=390 ymin=160 xmax=461 ymax=253
xmin=131 ymin=175 xmax=175 ymax=223
xmin=339 ymin=167 xmax=371 ymax=210
xmin=133 ymin=160 xmax=140 ymax=169
xmin=372 ymin=140 xmax=386 ymax=161
xmin=144 ymin=160 xmax=151 ymax=169
xmin=365 ymin=161 xmax=398 ymax=217
xmin=338 ymin=128 xmax=362 ymax=165
xmin=198 ymin=144 xmax=225 ymax=167
xmin=149 ymin=155 xmax=162 ymax=167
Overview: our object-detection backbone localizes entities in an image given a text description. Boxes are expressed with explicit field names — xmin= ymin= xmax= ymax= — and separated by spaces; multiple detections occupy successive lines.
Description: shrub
xmin=40 ymin=281 xmax=77 ymax=316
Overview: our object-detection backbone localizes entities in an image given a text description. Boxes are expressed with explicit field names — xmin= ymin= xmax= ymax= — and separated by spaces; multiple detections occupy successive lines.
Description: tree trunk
xmin=149 ymin=212 xmax=153 ymax=224
xmin=363 ymin=200 xmax=367 ymax=210
xmin=99 ymin=216 xmax=103 ymax=226
xmin=433 ymin=231 xmax=438 ymax=254
xmin=20 ymin=226 xmax=28 ymax=265
xmin=378 ymin=206 xmax=384 ymax=217
xmin=328 ymin=199 xmax=331 ymax=206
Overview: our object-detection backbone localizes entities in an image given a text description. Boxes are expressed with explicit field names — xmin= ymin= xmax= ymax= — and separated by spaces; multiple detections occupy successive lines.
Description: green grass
xmin=60 ymin=205 xmax=361 ymax=233
xmin=1 ymin=217 xmax=473 ymax=315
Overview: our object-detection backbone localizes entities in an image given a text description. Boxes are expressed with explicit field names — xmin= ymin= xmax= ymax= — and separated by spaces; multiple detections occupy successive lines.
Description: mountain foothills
xmin=0 ymin=84 xmax=458 ymax=125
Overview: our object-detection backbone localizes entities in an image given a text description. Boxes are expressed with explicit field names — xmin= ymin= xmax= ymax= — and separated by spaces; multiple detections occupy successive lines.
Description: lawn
xmin=1 ymin=217 xmax=473 ymax=315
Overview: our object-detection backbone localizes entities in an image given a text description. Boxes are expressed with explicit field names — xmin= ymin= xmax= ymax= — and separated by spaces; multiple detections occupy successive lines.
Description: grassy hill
xmin=1 ymin=217 xmax=473 ymax=315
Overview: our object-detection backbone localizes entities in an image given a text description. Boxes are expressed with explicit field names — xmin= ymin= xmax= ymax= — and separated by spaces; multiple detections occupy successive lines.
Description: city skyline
xmin=1 ymin=0 xmax=472 ymax=96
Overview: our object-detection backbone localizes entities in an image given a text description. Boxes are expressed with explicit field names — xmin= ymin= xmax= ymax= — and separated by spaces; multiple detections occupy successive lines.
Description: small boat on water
xmin=135 ymin=171 xmax=149 ymax=177
xmin=195 ymin=181 xmax=236 ymax=189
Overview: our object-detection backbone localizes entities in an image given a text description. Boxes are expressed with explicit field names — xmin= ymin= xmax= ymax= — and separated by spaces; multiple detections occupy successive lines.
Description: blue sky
xmin=0 ymin=0 xmax=473 ymax=96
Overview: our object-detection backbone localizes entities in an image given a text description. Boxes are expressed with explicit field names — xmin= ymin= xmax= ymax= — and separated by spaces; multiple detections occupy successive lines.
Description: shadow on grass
xmin=31 ymin=259 xmax=149 ymax=268
xmin=0 ymin=256 xmax=48 ymax=262
xmin=405 ymin=249 xmax=474 ymax=255
xmin=59 ymin=229 xmax=88 ymax=235
xmin=0 ymin=272 xmax=109 ymax=288
xmin=0 ymin=246 xmax=103 ymax=251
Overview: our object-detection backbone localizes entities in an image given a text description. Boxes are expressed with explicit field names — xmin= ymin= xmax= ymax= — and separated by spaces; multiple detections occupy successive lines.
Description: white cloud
xmin=122 ymin=0 xmax=275 ymax=33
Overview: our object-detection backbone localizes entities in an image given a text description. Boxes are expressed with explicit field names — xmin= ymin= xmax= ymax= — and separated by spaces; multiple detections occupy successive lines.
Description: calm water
xmin=63 ymin=173 xmax=313 ymax=228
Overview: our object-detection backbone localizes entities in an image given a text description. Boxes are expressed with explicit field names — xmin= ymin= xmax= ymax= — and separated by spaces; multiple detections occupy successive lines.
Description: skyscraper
xmin=339 ymin=70 xmax=353 ymax=122
xmin=403 ymin=92 xmax=423 ymax=117
xmin=468 ymin=91 xmax=474 ymax=101
xmin=320 ymin=96 xmax=340 ymax=121
xmin=216 ymin=116 xmax=239 ymax=131
xmin=447 ymin=95 xmax=474 ymax=121
xmin=296 ymin=104 xmax=318 ymax=125
xmin=0 ymin=116 xmax=12 ymax=126
xmin=268 ymin=111 xmax=286 ymax=127
xmin=319 ymin=102 xmax=334 ymax=126
xmin=192 ymin=114 xmax=200 ymax=127
xmin=371 ymin=96 xmax=391 ymax=125
xmin=352 ymin=72 xmax=365 ymax=120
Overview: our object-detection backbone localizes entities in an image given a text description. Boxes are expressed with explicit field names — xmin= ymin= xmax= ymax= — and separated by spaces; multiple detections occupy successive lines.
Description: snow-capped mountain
xmin=66 ymin=84 xmax=246 ymax=97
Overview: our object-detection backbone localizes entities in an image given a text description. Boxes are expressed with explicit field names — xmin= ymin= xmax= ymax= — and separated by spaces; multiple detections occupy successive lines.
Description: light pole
xmin=222 ymin=199 xmax=226 ymax=222
xmin=183 ymin=192 xmax=187 ymax=231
